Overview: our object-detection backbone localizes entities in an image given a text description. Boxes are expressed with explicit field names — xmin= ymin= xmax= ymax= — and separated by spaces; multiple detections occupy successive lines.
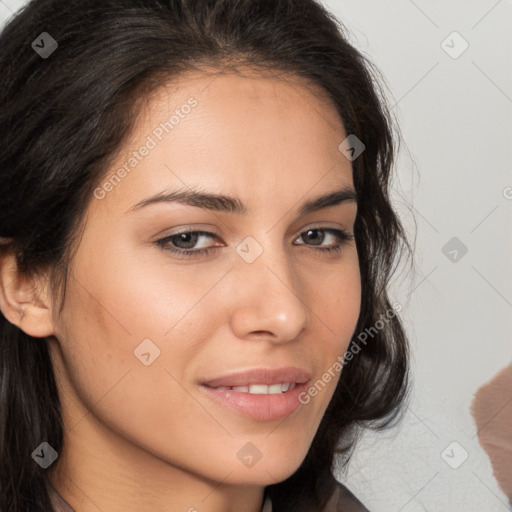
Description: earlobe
xmin=0 ymin=250 xmax=55 ymax=338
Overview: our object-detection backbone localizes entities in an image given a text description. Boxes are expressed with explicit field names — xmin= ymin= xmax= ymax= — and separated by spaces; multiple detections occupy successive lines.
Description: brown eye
xmin=295 ymin=228 xmax=354 ymax=254
xmin=156 ymin=230 xmax=220 ymax=257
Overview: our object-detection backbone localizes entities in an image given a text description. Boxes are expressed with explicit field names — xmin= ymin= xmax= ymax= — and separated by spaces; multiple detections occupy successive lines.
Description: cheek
xmin=56 ymin=274 xmax=220 ymax=458
xmin=67 ymin=232 xmax=221 ymax=342
xmin=313 ymin=256 xmax=361 ymax=350
xmin=293 ymin=256 xmax=361 ymax=411
xmin=56 ymin=242 xmax=229 ymax=418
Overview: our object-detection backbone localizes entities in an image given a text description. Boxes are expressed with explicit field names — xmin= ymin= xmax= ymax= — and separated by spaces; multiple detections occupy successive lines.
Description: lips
xmin=199 ymin=367 xmax=312 ymax=420
xmin=201 ymin=366 xmax=311 ymax=389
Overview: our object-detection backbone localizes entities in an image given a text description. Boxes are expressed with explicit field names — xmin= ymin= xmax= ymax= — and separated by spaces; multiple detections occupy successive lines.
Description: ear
xmin=0 ymin=250 xmax=55 ymax=338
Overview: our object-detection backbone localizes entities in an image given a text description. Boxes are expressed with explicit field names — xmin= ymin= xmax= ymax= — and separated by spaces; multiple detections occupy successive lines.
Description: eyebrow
xmin=126 ymin=186 xmax=357 ymax=217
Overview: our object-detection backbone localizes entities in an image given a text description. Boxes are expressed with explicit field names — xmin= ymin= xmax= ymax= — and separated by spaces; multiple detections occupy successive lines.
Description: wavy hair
xmin=0 ymin=0 xmax=412 ymax=510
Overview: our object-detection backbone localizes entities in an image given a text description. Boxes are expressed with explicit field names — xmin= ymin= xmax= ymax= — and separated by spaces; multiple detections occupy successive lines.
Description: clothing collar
xmin=261 ymin=494 xmax=273 ymax=512
xmin=48 ymin=483 xmax=272 ymax=512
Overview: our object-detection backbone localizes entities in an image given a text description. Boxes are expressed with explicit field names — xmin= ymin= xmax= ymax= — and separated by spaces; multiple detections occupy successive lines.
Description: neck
xmin=48 ymin=418 xmax=266 ymax=512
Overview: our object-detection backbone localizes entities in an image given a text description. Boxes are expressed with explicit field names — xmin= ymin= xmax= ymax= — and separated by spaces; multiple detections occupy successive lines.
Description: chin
xmin=221 ymin=451 xmax=308 ymax=487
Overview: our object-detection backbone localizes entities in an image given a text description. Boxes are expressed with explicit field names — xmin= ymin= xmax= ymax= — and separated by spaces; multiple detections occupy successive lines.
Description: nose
xmin=228 ymin=243 xmax=309 ymax=343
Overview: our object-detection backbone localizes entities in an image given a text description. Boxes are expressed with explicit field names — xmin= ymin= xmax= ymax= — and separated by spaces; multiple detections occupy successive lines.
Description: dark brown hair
xmin=0 ymin=1 xmax=411 ymax=510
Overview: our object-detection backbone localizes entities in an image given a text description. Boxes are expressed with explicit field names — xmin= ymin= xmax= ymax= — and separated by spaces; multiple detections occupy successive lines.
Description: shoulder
xmin=322 ymin=477 xmax=371 ymax=512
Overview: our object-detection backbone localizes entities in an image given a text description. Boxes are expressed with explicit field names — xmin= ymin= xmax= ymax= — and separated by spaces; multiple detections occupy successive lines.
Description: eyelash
xmin=155 ymin=227 xmax=354 ymax=258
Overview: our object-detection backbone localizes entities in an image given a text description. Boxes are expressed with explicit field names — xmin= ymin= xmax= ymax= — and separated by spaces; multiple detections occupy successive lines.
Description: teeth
xmin=214 ymin=382 xmax=295 ymax=394
xmin=249 ymin=384 xmax=269 ymax=394
xmin=268 ymin=384 xmax=282 ymax=394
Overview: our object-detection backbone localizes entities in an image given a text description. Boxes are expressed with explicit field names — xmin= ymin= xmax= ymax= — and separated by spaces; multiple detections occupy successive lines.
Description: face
xmin=48 ymin=69 xmax=361 ymax=489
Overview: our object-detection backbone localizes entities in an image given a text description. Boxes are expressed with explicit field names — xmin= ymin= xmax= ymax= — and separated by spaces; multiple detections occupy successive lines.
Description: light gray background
xmin=1 ymin=0 xmax=511 ymax=510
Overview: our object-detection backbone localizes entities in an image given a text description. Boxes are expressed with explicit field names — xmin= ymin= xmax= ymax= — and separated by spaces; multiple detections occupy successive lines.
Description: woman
xmin=0 ymin=0 xmax=411 ymax=511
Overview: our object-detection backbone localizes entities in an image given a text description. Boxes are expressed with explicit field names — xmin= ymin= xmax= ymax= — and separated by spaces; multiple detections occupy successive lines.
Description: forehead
xmin=142 ymin=66 xmax=342 ymax=121
xmin=94 ymin=68 xmax=353 ymax=218
xmin=135 ymin=66 xmax=346 ymax=150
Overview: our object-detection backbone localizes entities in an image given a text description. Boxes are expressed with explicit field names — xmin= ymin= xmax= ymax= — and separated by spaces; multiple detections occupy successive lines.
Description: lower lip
xmin=198 ymin=383 xmax=308 ymax=421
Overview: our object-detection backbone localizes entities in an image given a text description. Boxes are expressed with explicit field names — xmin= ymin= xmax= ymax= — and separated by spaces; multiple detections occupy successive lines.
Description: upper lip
xmin=201 ymin=367 xmax=312 ymax=388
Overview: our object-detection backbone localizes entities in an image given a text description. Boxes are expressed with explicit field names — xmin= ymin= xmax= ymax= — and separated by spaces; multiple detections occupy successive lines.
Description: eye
xmin=155 ymin=230 xmax=220 ymax=257
xmin=155 ymin=227 xmax=354 ymax=258
xmin=294 ymin=227 xmax=354 ymax=255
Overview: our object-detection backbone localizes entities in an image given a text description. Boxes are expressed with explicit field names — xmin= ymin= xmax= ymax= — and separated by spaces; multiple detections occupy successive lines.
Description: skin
xmin=472 ymin=363 xmax=512 ymax=503
xmin=0 ymin=69 xmax=361 ymax=512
